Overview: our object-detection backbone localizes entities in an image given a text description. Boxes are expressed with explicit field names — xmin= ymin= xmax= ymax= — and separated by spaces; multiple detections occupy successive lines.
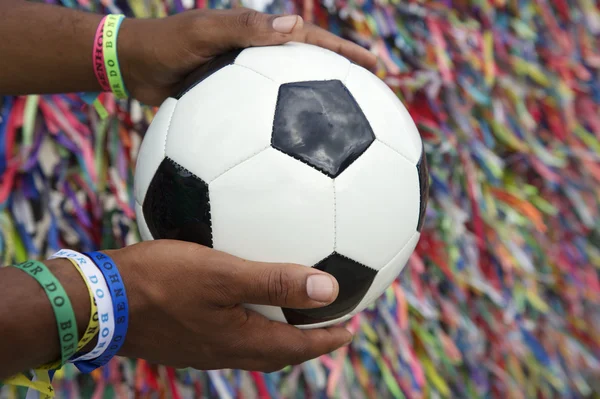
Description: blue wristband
xmin=74 ymin=252 xmax=129 ymax=372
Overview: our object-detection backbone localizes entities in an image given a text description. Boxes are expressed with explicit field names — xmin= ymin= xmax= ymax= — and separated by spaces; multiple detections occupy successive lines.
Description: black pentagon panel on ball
xmin=416 ymin=146 xmax=429 ymax=232
xmin=272 ymin=80 xmax=375 ymax=178
xmin=173 ymin=48 xmax=243 ymax=99
xmin=282 ymin=253 xmax=377 ymax=325
xmin=142 ymin=158 xmax=212 ymax=247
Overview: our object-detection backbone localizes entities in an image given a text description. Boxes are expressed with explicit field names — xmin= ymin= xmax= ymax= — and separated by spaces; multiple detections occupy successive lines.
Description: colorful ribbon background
xmin=1 ymin=0 xmax=599 ymax=398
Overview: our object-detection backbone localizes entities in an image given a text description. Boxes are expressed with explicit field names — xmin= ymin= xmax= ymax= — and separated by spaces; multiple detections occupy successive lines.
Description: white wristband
xmin=50 ymin=249 xmax=115 ymax=362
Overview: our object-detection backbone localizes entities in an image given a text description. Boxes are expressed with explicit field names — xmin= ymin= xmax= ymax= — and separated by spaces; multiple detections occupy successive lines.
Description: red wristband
xmin=93 ymin=16 xmax=111 ymax=92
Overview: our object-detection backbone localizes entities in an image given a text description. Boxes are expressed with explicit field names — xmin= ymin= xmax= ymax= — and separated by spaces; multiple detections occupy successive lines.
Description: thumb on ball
xmin=229 ymin=260 xmax=338 ymax=309
xmin=271 ymin=15 xmax=303 ymax=34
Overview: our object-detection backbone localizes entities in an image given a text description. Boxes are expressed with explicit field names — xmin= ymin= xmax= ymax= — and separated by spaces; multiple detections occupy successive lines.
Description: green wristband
xmin=12 ymin=260 xmax=79 ymax=367
xmin=103 ymin=14 xmax=128 ymax=99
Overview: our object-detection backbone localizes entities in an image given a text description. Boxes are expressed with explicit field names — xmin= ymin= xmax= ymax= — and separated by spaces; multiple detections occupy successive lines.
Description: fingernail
xmin=273 ymin=15 xmax=298 ymax=33
xmin=306 ymin=274 xmax=335 ymax=302
xmin=345 ymin=330 xmax=354 ymax=344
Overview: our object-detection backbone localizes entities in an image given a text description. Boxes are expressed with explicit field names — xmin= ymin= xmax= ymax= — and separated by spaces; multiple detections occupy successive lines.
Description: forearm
xmin=0 ymin=0 xmax=108 ymax=95
xmin=0 ymin=258 xmax=90 ymax=380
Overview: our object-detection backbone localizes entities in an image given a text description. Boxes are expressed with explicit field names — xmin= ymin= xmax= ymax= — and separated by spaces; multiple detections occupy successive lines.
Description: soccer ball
xmin=133 ymin=42 xmax=429 ymax=328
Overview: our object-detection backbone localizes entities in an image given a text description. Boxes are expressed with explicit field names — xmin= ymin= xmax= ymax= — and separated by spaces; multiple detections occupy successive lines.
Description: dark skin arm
xmin=0 ymin=241 xmax=351 ymax=380
xmin=0 ymin=0 xmax=377 ymax=105
xmin=0 ymin=0 xmax=103 ymax=95
xmin=0 ymin=258 xmax=92 ymax=378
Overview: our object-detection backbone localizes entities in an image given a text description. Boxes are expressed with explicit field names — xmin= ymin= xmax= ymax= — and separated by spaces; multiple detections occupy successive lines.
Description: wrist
xmin=44 ymin=258 xmax=92 ymax=365
xmin=100 ymin=247 xmax=149 ymax=358
xmin=0 ymin=2 xmax=106 ymax=95
xmin=46 ymin=249 xmax=132 ymax=371
xmin=115 ymin=17 xmax=150 ymax=99
xmin=0 ymin=258 xmax=91 ymax=377
xmin=0 ymin=265 xmax=57 ymax=378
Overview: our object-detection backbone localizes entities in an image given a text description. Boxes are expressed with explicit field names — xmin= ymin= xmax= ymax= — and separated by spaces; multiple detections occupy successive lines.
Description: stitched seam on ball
xmin=271 ymin=146 xmax=335 ymax=177
xmin=206 ymin=180 xmax=212 ymax=247
xmin=382 ymin=230 xmax=419 ymax=272
xmin=342 ymin=62 xmax=353 ymax=85
xmin=375 ymin=138 xmax=416 ymax=166
xmin=133 ymin=198 xmax=149 ymax=239
xmin=333 ymin=251 xmax=377 ymax=272
xmin=209 ymin=144 xmax=271 ymax=185
xmin=352 ymin=231 xmax=419 ymax=310
xmin=234 ymin=63 xmax=278 ymax=84
xmin=163 ymin=99 xmax=177 ymax=157
xmin=332 ymin=180 xmax=337 ymax=251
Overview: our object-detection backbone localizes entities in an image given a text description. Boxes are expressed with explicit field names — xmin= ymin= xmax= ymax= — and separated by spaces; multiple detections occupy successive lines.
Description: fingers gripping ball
xmin=133 ymin=43 xmax=429 ymax=328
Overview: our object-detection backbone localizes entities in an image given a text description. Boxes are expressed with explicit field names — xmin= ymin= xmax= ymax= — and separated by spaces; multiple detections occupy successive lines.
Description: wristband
xmin=49 ymin=250 xmax=114 ymax=371
xmin=103 ymin=14 xmax=128 ymax=99
xmin=39 ymin=257 xmax=100 ymax=370
xmin=25 ymin=370 xmax=54 ymax=399
xmin=11 ymin=261 xmax=79 ymax=367
xmin=67 ymin=257 xmax=100 ymax=350
xmin=2 ymin=371 xmax=54 ymax=399
xmin=82 ymin=251 xmax=129 ymax=370
xmin=93 ymin=16 xmax=110 ymax=92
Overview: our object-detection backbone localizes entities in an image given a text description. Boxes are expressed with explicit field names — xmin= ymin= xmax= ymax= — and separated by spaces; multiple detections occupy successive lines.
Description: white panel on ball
xmin=334 ymin=140 xmax=420 ymax=270
xmin=209 ymin=147 xmax=335 ymax=267
xmin=234 ymin=42 xmax=350 ymax=84
xmin=344 ymin=64 xmax=423 ymax=165
xmin=356 ymin=231 xmax=419 ymax=308
xmin=166 ymin=65 xmax=279 ymax=183
xmin=134 ymin=97 xmax=177 ymax=203
xmin=135 ymin=202 xmax=153 ymax=241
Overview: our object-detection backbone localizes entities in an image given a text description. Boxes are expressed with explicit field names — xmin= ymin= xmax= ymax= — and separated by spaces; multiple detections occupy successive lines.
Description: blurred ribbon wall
xmin=0 ymin=0 xmax=599 ymax=398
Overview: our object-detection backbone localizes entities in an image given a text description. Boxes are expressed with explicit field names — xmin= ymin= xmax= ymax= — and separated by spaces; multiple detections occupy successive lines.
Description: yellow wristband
xmin=68 ymin=257 xmax=99 ymax=351
xmin=2 ymin=372 xmax=54 ymax=399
